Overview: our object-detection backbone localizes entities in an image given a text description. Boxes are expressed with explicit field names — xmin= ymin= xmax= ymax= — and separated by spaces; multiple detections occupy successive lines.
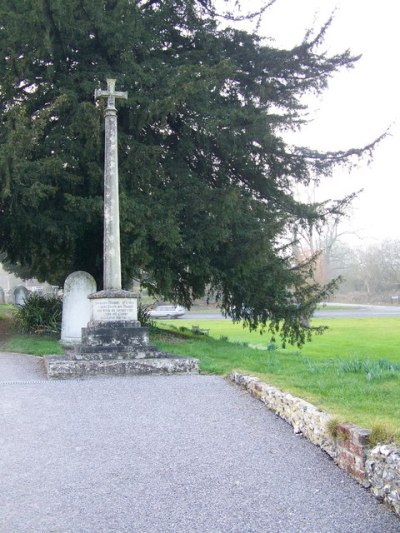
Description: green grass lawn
xmin=172 ymin=317 xmax=400 ymax=359
xmin=0 ymin=304 xmax=64 ymax=355
xmin=153 ymin=317 xmax=400 ymax=441
xmin=3 ymin=335 xmax=64 ymax=355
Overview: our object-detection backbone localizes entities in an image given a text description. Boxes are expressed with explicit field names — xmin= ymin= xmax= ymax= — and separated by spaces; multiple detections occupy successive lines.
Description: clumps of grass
xmin=326 ymin=417 xmax=343 ymax=440
xmin=302 ymin=356 xmax=320 ymax=374
xmin=295 ymin=355 xmax=400 ymax=382
xmin=230 ymin=339 xmax=249 ymax=347
xmin=264 ymin=351 xmax=281 ymax=372
xmin=377 ymin=359 xmax=400 ymax=371
xmin=368 ymin=424 xmax=398 ymax=447
xmin=326 ymin=418 xmax=399 ymax=446
xmin=335 ymin=358 xmax=400 ymax=381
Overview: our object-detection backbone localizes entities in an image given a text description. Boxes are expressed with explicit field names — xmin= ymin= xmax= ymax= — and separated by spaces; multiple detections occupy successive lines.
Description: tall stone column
xmin=103 ymin=103 xmax=121 ymax=290
xmin=94 ymin=79 xmax=127 ymax=290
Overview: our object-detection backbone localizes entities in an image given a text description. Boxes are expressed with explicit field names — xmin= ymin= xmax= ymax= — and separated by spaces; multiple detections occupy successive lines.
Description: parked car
xmin=149 ymin=305 xmax=185 ymax=319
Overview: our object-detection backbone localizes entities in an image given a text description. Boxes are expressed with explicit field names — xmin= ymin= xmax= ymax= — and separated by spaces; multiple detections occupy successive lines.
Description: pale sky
xmin=230 ymin=0 xmax=400 ymax=244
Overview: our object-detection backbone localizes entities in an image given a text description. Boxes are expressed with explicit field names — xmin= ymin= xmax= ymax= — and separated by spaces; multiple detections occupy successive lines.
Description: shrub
xmin=137 ymin=302 xmax=155 ymax=329
xmin=13 ymin=293 xmax=62 ymax=336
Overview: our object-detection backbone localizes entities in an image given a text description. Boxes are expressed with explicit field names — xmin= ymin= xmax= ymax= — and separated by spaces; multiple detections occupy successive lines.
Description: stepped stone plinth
xmin=45 ymin=289 xmax=199 ymax=379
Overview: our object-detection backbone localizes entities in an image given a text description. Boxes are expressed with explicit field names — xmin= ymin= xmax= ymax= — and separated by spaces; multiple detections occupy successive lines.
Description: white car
xmin=149 ymin=305 xmax=185 ymax=319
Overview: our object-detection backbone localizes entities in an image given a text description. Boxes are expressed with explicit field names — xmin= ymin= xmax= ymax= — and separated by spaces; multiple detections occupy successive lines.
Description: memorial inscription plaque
xmin=91 ymin=298 xmax=137 ymax=322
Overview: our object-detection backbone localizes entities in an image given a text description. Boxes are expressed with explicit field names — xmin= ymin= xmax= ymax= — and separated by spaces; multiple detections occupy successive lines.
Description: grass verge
xmin=0 ymin=304 xmax=63 ymax=355
xmin=152 ymin=318 xmax=400 ymax=443
xmin=3 ymin=335 xmax=64 ymax=356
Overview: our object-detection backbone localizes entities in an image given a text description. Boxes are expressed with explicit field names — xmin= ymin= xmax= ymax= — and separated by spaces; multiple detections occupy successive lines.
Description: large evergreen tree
xmin=0 ymin=0 xmax=380 ymax=344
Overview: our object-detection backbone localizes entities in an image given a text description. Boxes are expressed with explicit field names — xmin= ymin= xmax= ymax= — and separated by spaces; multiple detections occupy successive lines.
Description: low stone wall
xmin=230 ymin=372 xmax=400 ymax=517
xmin=367 ymin=445 xmax=400 ymax=516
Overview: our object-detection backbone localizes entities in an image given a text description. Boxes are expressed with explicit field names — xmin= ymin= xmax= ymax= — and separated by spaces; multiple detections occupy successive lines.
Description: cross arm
xmin=94 ymin=79 xmax=128 ymax=109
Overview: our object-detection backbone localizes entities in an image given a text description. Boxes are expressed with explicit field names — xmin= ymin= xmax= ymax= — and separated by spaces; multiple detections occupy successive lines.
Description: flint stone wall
xmin=230 ymin=372 xmax=400 ymax=517
xmin=366 ymin=445 xmax=400 ymax=516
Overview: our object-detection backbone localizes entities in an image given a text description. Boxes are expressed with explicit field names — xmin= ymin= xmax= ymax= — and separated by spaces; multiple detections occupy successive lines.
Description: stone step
xmin=72 ymin=345 xmax=166 ymax=359
xmin=68 ymin=349 xmax=168 ymax=361
xmin=44 ymin=356 xmax=199 ymax=379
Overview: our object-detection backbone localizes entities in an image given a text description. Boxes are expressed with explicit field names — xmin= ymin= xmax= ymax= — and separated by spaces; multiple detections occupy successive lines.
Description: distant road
xmin=182 ymin=304 xmax=400 ymax=320
xmin=314 ymin=304 xmax=400 ymax=319
xmin=182 ymin=312 xmax=227 ymax=320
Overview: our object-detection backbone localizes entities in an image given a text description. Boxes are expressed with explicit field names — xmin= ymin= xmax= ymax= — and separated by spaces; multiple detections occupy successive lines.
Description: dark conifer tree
xmin=0 ymin=0 xmax=381 ymax=344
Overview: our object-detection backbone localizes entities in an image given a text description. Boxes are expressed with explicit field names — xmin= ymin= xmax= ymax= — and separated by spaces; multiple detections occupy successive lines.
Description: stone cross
xmin=94 ymin=79 xmax=128 ymax=290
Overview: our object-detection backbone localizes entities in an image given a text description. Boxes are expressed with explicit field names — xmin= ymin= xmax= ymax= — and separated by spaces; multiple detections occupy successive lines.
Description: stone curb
xmin=230 ymin=372 xmax=400 ymax=517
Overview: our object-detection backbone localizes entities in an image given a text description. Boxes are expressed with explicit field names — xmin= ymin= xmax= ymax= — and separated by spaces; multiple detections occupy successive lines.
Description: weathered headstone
xmin=14 ymin=285 xmax=29 ymax=306
xmin=0 ymin=287 xmax=4 ymax=305
xmin=61 ymin=272 xmax=97 ymax=345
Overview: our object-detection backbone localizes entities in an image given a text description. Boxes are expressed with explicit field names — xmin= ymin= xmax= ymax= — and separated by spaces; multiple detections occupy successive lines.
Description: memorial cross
xmin=94 ymin=79 xmax=128 ymax=290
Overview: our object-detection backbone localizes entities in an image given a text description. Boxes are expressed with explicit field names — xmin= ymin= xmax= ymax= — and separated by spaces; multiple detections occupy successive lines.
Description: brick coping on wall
xmin=230 ymin=372 xmax=400 ymax=517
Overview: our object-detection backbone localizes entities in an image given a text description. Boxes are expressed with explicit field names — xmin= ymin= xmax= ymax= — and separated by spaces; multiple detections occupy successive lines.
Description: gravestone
xmin=0 ymin=287 xmax=4 ymax=305
xmin=14 ymin=285 xmax=29 ymax=306
xmin=61 ymin=272 xmax=97 ymax=345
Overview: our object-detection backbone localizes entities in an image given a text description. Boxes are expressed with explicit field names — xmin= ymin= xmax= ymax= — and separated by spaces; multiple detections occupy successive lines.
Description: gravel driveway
xmin=0 ymin=352 xmax=398 ymax=532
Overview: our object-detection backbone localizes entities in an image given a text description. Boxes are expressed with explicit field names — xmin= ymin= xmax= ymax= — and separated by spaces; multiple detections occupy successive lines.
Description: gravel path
xmin=0 ymin=352 xmax=399 ymax=532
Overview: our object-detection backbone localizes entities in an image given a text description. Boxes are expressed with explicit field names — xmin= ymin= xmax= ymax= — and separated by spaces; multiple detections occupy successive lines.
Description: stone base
xmin=67 ymin=342 xmax=170 ymax=360
xmin=44 ymin=355 xmax=199 ymax=379
xmin=46 ymin=305 xmax=199 ymax=379
xmin=81 ymin=321 xmax=149 ymax=355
